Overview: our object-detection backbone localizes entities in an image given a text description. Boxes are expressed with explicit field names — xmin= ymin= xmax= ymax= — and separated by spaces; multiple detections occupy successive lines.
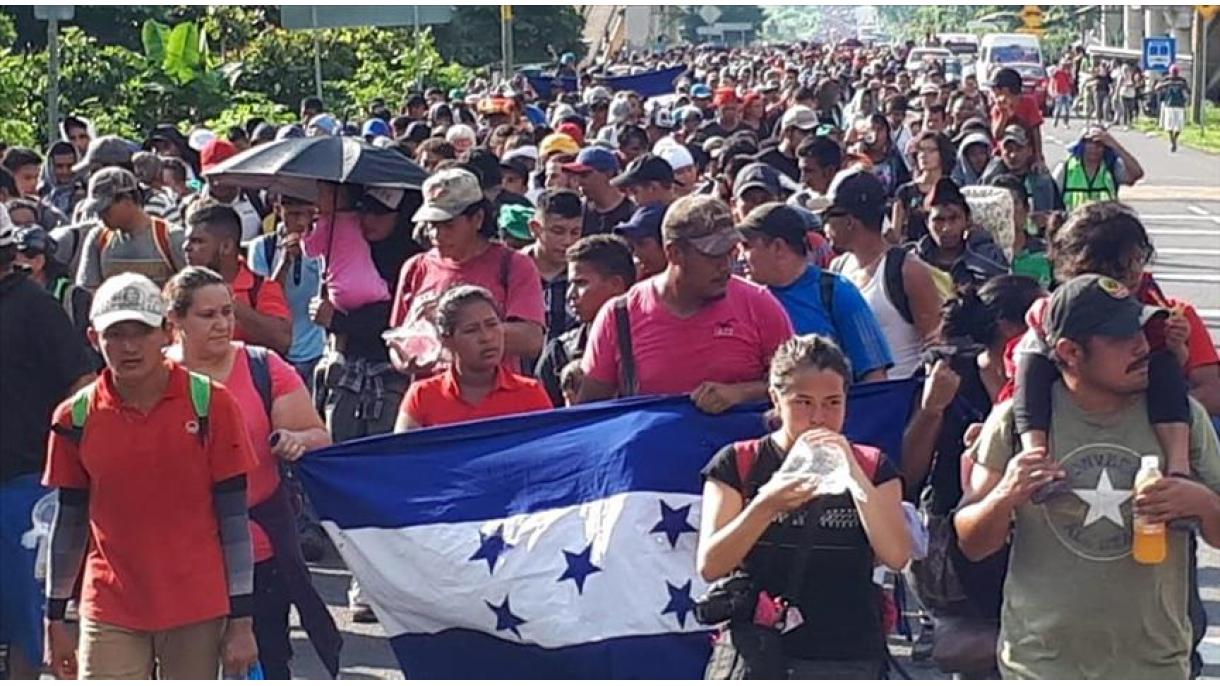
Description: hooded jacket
xmin=39 ymin=141 xmax=85 ymax=218
xmin=915 ymin=225 xmax=1010 ymax=288
xmin=950 ymin=132 xmax=992 ymax=188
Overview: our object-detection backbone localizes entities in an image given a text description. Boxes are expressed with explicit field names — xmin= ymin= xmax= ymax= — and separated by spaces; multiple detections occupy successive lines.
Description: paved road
xmin=1042 ymin=121 xmax=1220 ymax=345
xmin=288 ymin=124 xmax=1220 ymax=679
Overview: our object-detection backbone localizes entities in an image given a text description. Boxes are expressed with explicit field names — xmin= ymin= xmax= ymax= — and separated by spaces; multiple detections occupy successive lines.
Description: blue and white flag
xmin=297 ymin=380 xmax=919 ymax=679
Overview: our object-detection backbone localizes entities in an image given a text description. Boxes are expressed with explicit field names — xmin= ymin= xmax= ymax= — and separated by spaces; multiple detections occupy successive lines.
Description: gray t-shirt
xmin=976 ymin=385 xmax=1220 ymax=679
xmin=75 ymin=218 xmax=186 ymax=290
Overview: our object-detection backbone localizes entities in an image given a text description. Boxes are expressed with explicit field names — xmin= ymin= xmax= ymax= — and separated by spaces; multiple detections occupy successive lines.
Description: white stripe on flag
xmin=323 ymin=491 xmax=711 ymax=648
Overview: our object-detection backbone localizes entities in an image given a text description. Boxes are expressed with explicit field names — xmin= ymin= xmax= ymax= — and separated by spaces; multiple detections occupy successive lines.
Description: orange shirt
xmin=231 ymin=258 xmax=291 ymax=344
xmin=401 ymin=366 xmax=553 ymax=429
xmin=44 ymin=362 xmax=257 ymax=632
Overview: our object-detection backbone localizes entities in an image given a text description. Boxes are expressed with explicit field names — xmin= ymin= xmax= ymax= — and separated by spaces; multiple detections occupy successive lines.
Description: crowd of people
xmin=1 ymin=36 xmax=1218 ymax=681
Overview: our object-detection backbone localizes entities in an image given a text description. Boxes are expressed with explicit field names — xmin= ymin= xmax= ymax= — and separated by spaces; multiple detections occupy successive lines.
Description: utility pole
xmin=311 ymin=6 xmax=323 ymax=100
xmin=1194 ymin=9 xmax=1215 ymax=126
xmin=47 ymin=15 xmax=59 ymax=144
xmin=501 ymin=5 xmax=514 ymax=84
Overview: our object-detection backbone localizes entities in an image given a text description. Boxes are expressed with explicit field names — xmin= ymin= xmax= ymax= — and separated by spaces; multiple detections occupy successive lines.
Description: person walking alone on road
xmin=1155 ymin=65 xmax=1191 ymax=153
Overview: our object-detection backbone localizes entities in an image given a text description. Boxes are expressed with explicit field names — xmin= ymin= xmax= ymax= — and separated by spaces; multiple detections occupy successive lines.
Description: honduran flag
xmin=296 ymin=380 xmax=919 ymax=679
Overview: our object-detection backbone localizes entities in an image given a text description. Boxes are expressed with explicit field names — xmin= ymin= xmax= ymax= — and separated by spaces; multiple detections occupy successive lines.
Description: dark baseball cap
xmin=991 ymin=67 xmax=1023 ymax=92
xmin=662 ymin=195 xmax=742 ymax=256
xmin=824 ymin=168 xmax=887 ymax=226
xmin=737 ymin=202 xmax=806 ymax=253
xmin=611 ymin=154 xmax=675 ymax=188
xmin=562 ymin=147 xmax=620 ymax=175
xmin=1046 ymin=274 xmax=1167 ymax=346
xmin=1000 ymin=124 xmax=1030 ymax=147
xmin=733 ymin=162 xmax=782 ymax=199
xmin=613 ymin=204 xmax=666 ymax=243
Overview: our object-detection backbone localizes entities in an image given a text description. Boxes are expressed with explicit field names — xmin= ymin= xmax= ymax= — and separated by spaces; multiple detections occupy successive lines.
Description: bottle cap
xmin=1141 ymin=455 xmax=1161 ymax=471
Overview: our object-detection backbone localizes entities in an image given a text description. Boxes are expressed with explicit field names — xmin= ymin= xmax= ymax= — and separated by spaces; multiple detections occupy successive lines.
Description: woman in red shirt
xmin=396 ymin=285 xmax=552 ymax=430
xmin=164 ymin=266 xmax=338 ymax=679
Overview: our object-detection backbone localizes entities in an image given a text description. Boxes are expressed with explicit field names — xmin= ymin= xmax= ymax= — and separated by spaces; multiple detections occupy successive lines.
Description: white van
xmin=937 ymin=33 xmax=980 ymax=65
xmin=977 ymin=33 xmax=1044 ymax=83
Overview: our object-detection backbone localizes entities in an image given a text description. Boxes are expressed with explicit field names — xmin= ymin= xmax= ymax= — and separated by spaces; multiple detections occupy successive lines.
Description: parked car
xmin=905 ymin=47 xmax=954 ymax=75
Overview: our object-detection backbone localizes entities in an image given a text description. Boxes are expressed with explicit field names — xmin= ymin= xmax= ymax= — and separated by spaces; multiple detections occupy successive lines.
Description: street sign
xmin=1019 ymin=5 xmax=1045 ymax=29
xmin=1143 ymin=35 xmax=1177 ymax=72
xmin=1197 ymin=5 xmax=1219 ymax=21
xmin=280 ymin=6 xmax=453 ymax=30
xmin=698 ymin=5 xmax=722 ymax=25
xmin=33 ymin=5 xmax=74 ymax=21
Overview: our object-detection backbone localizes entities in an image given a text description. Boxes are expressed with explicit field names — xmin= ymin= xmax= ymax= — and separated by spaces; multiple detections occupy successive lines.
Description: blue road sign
xmin=1142 ymin=36 xmax=1176 ymax=72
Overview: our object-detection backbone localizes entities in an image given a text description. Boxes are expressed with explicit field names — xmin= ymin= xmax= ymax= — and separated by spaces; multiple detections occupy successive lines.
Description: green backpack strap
xmin=187 ymin=372 xmax=212 ymax=445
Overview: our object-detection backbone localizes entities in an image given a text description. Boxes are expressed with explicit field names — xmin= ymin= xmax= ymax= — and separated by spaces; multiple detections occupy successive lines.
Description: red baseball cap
xmin=200 ymin=139 xmax=239 ymax=173
xmin=713 ymin=87 xmax=739 ymax=108
xmin=557 ymin=122 xmax=585 ymax=146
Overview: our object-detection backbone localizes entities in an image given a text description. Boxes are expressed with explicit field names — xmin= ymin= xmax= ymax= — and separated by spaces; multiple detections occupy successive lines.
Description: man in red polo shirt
xmin=184 ymin=200 xmax=292 ymax=355
xmin=578 ymin=194 xmax=794 ymax=412
xmin=42 ymin=272 xmax=258 ymax=679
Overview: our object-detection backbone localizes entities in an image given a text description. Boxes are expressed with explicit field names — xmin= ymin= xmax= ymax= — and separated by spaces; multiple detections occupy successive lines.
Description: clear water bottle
xmin=779 ymin=436 xmax=864 ymax=501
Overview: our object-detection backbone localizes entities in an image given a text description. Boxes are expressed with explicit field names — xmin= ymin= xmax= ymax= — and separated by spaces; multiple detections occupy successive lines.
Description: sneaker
xmin=351 ymin=603 xmax=377 ymax=623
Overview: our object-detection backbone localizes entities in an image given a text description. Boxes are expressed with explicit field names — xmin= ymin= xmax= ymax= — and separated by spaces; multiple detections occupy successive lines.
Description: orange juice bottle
xmin=1132 ymin=455 xmax=1166 ymax=564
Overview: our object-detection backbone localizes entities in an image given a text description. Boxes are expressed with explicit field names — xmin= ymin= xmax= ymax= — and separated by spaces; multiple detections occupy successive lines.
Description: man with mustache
xmin=955 ymin=272 xmax=1220 ymax=679
xmin=577 ymin=195 xmax=793 ymax=414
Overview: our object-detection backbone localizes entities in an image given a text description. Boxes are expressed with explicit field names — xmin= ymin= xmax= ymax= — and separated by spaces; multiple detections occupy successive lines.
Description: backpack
xmin=882 ymin=246 xmax=915 ymax=326
xmin=818 ymin=268 xmax=837 ymax=326
xmin=97 ymin=217 xmax=181 ymax=274
xmin=57 ymin=347 xmax=275 ymax=447
xmin=613 ymin=298 xmax=638 ymax=396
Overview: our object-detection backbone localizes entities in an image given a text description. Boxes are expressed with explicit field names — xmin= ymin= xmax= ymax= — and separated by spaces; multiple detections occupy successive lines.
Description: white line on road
xmin=1152 ymin=273 xmax=1220 ymax=284
xmin=1155 ymin=248 xmax=1220 ymax=257
xmin=1197 ymin=309 xmax=1220 ymax=321
xmin=1188 ymin=205 xmax=1209 ymax=216
xmin=1141 ymin=214 xmax=1220 ymax=223
xmin=1147 ymin=228 xmax=1220 ymax=237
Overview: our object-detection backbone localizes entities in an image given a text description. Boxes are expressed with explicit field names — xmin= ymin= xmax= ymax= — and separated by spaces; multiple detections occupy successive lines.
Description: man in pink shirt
xmin=578 ymin=195 xmax=794 ymax=413
xmin=390 ymin=168 xmax=545 ymax=374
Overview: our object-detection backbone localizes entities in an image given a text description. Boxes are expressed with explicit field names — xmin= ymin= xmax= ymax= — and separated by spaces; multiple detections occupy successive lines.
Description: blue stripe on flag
xmin=297 ymin=380 xmax=918 ymax=530
xmin=390 ymin=629 xmax=713 ymax=679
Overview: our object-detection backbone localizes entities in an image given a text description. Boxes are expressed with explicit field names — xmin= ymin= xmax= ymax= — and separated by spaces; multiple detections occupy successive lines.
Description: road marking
xmin=1197 ymin=308 xmax=1220 ymax=322
xmin=1146 ymin=228 xmax=1220 ymax=237
xmin=1154 ymin=247 xmax=1220 ymax=257
xmin=1141 ymin=214 xmax=1220 ymax=224
xmin=1188 ymin=205 xmax=1209 ymax=216
xmin=1151 ymin=273 xmax=1220 ymax=284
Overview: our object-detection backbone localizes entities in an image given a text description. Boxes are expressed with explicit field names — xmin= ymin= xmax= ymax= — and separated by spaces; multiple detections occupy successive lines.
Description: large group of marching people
xmin=1 ymin=34 xmax=1218 ymax=681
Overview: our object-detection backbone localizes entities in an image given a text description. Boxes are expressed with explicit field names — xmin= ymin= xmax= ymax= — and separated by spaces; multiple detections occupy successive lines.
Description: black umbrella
xmin=204 ymin=135 xmax=428 ymax=201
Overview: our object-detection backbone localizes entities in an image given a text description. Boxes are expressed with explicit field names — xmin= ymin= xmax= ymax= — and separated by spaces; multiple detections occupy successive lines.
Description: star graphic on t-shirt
xmin=1072 ymin=468 xmax=1132 ymax=528
xmin=469 ymin=524 xmax=513 ymax=574
xmin=650 ymin=500 xmax=696 ymax=549
xmin=661 ymin=580 xmax=696 ymax=628
xmin=485 ymin=595 xmax=527 ymax=638
xmin=557 ymin=543 xmax=602 ymax=594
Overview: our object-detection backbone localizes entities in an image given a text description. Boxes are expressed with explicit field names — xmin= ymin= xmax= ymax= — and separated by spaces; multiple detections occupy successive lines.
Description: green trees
xmin=0 ymin=6 xmax=480 ymax=148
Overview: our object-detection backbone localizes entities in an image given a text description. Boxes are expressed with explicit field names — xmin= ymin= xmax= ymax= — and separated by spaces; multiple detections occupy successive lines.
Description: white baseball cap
xmin=654 ymin=142 xmax=695 ymax=172
xmin=89 ymin=272 xmax=166 ymax=333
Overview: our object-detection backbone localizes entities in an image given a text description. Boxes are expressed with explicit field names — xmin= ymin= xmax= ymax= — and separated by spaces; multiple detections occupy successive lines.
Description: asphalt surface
xmin=289 ymin=124 xmax=1220 ymax=680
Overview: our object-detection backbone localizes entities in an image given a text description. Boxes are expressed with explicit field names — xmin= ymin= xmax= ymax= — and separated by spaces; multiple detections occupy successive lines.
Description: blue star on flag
xmin=469 ymin=524 xmax=513 ymax=573
xmin=557 ymin=543 xmax=602 ymax=594
xmin=661 ymin=579 xmax=696 ymax=628
xmin=485 ymin=595 xmax=527 ymax=638
xmin=650 ymin=500 xmax=696 ymax=548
